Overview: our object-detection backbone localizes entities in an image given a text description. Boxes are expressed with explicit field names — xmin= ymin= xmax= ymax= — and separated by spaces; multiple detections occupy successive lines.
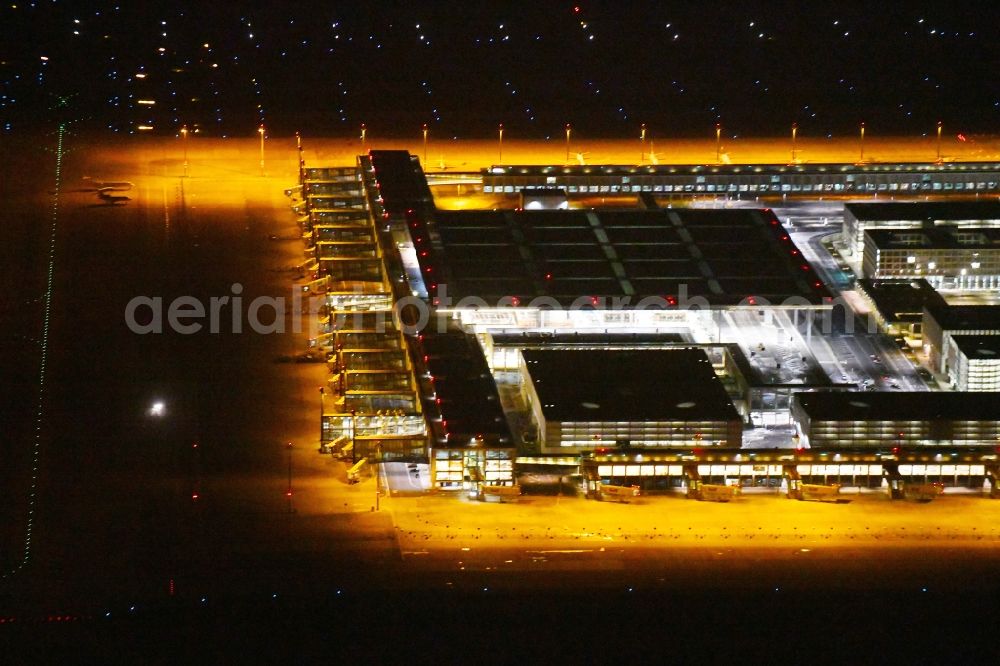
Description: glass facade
xmin=432 ymin=448 xmax=516 ymax=490
xmin=548 ymin=420 xmax=740 ymax=449
xmin=485 ymin=166 xmax=1000 ymax=210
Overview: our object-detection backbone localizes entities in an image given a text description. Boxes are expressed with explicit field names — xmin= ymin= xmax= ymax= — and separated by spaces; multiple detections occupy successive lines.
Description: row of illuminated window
xmin=433 ymin=449 xmax=514 ymax=461
xmin=867 ymin=262 xmax=1000 ymax=273
xmin=852 ymin=220 xmax=1000 ymax=235
xmin=595 ymin=464 xmax=987 ymax=477
xmin=555 ymin=421 xmax=732 ymax=429
xmin=809 ymin=429 xmax=932 ymax=436
xmin=873 ymin=258 xmax=1000 ymax=268
xmin=964 ymin=364 xmax=1000 ymax=373
xmin=874 ymin=255 xmax=1000 ymax=267
xmin=555 ymin=433 xmax=733 ymax=442
xmin=809 ymin=431 xmax=1000 ymax=440
xmin=939 ymin=277 xmax=1000 ymax=287
xmin=963 ymin=378 xmax=1000 ymax=387
xmin=433 ymin=470 xmax=512 ymax=482
xmin=810 ymin=425 xmax=932 ymax=433
xmin=559 ymin=439 xmax=729 ymax=447
xmin=796 ymin=464 xmax=985 ymax=476
xmin=486 ymin=182 xmax=999 ymax=195
xmin=811 ymin=422 xmax=1000 ymax=429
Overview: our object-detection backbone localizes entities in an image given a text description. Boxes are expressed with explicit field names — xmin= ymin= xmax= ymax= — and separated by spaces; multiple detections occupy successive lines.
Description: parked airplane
xmin=97 ymin=190 xmax=130 ymax=205
xmin=81 ymin=176 xmax=134 ymax=191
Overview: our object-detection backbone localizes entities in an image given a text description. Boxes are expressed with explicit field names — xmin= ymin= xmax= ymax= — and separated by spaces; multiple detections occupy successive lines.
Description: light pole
xmin=360 ymin=123 xmax=367 ymax=152
xmin=936 ymin=121 xmax=943 ymax=162
xmin=859 ymin=122 xmax=865 ymax=163
xmin=715 ymin=123 xmax=722 ymax=163
xmin=350 ymin=408 xmax=357 ymax=464
xmin=181 ymin=125 xmax=189 ymax=177
xmin=296 ymin=131 xmax=304 ymax=184
xmin=791 ymin=122 xmax=798 ymax=163
xmin=258 ymin=125 xmax=265 ymax=176
xmin=285 ymin=441 xmax=293 ymax=513
xmin=318 ymin=387 xmax=326 ymax=451
xmin=374 ymin=441 xmax=382 ymax=511
xmin=640 ymin=123 xmax=647 ymax=165
xmin=191 ymin=440 xmax=200 ymax=501
xmin=498 ymin=123 xmax=504 ymax=165
xmin=565 ymin=123 xmax=572 ymax=163
xmin=422 ymin=123 xmax=428 ymax=165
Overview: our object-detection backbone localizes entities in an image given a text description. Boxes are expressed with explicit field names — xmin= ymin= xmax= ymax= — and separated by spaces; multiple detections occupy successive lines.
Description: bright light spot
xmin=148 ymin=401 xmax=166 ymax=416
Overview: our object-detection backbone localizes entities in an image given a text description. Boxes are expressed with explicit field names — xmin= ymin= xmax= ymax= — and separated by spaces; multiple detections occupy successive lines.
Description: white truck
xmin=598 ymin=484 xmax=640 ymax=502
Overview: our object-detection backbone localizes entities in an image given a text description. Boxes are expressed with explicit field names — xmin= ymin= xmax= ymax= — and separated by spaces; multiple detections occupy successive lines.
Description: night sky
xmin=1 ymin=1 xmax=998 ymax=138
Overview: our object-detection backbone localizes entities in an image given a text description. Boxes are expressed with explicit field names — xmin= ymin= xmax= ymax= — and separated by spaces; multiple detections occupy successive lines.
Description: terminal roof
xmin=846 ymin=201 xmax=1000 ymax=222
xmin=951 ymin=335 xmax=1000 ymax=360
xmin=924 ymin=304 xmax=1000 ymax=332
xmin=367 ymin=150 xmax=433 ymax=217
xmin=856 ymin=279 xmax=947 ymax=323
xmin=427 ymin=208 xmax=829 ymax=306
xmin=523 ymin=348 xmax=740 ymax=422
xmin=417 ymin=329 xmax=511 ymax=444
xmin=793 ymin=391 xmax=1000 ymax=421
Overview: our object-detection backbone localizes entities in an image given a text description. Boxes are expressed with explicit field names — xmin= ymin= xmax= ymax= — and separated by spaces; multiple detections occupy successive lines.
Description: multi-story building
xmin=791 ymin=391 xmax=1000 ymax=448
xmin=922 ymin=305 xmax=1000 ymax=376
xmin=862 ymin=227 xmax=1000 ymax=290
xmin=843 ymin=201 xmax=1000 ymax=258
xmin=945 ymin=335 xmax=1000 ymax=391
xmin=854 ymin=278 xmax=947 ymax=340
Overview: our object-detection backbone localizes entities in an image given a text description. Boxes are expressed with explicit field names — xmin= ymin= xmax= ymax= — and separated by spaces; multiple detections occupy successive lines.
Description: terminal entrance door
xmin=463 ymin=450 xmax=485 ymax=497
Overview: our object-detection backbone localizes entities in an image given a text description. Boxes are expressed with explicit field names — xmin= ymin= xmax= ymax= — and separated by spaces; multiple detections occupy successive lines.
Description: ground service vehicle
xmin=598 ymin=484 xmax=640 ymax=502
xmin=698 ymin=484 xmax=740 ymax=502
xmin=797 ymin=483 xmax=842 ymax=502
xmin=904 ymin=483 xmax=944 ymax=502
xmin=480 ymin=485 xmax=522 ymax=502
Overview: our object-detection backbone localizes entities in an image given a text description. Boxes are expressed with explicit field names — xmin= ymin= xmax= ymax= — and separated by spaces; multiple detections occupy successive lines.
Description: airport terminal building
xmin=791 ymin=391 xmax=1000 ymax=448
xmin=295 ymin=150 xmax=1000 ymax=497
xmin=521 ymin=348 xmax=742 ymax=452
